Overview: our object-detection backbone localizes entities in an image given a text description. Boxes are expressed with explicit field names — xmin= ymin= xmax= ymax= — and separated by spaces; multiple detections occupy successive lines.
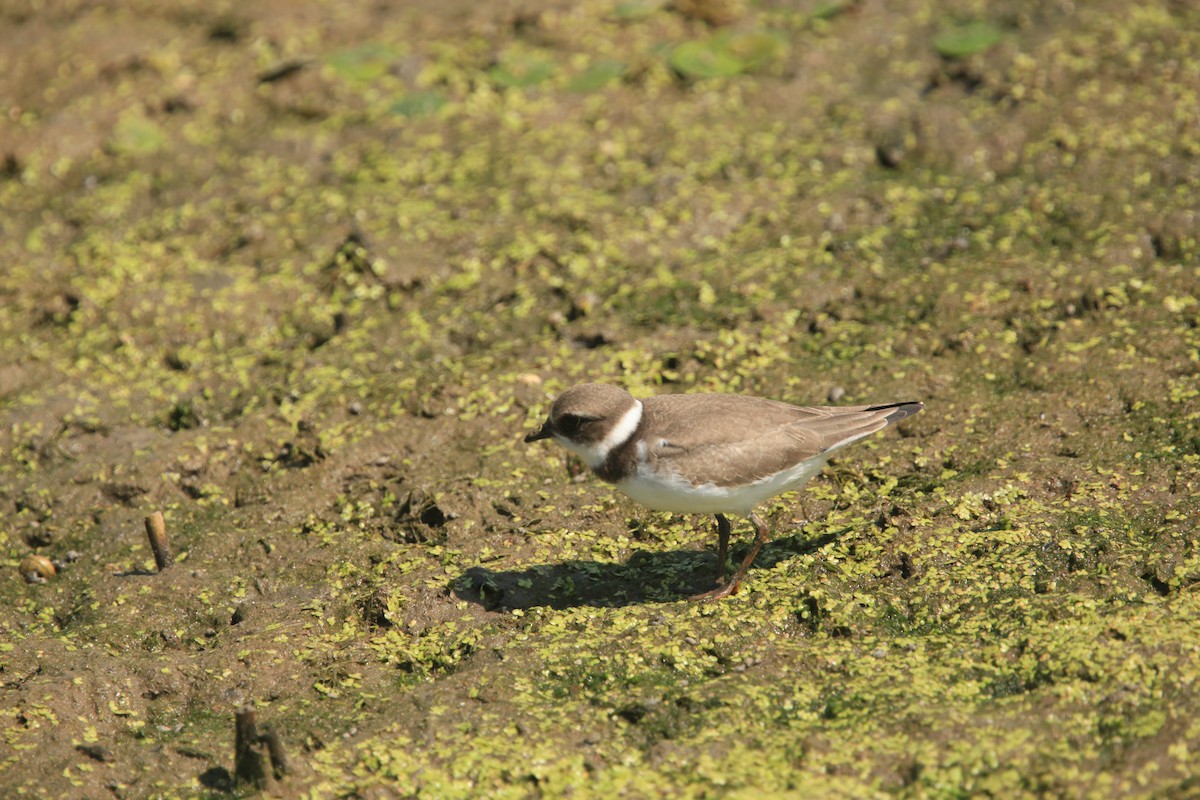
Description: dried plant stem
xmin=144 ymin=511 xmax=172 ymax=571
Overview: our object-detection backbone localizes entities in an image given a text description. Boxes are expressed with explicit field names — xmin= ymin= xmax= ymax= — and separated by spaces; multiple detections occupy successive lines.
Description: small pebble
xmin=51 ymin=551 xmax=81 ymax=571
xmin=828 ymin=386 xmax=846 ymax=403
xmin=20 ymin=554 xmax=56 ymax=583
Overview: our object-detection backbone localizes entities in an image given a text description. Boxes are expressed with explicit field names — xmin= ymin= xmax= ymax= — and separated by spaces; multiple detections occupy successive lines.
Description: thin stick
xmin=144 ymin=511 xmax=172 ymax=571
xmin=234 ymin=705 xmax=270 ymax=789
xmin=262 ymin=725 xmax=290 ymax=779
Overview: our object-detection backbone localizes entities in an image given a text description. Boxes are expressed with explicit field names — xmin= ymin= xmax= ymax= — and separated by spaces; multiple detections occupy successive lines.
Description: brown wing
xmin=639 ymin=394 xmax=920 ymax=487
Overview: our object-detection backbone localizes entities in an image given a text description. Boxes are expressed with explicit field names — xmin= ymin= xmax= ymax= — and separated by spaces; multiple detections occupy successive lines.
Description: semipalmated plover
xmin=525 ymin=383 xmax=923 ymax=600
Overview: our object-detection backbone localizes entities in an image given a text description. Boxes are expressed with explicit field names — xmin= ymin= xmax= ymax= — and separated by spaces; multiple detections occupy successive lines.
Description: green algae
xmin=933 ymin=22 xmax=1004 ymax=59
xmin=2 ymin=0 xmax=1200 ymax=797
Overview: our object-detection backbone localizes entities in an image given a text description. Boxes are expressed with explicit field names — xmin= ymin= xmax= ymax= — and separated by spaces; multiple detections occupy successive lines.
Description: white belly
xmin=615 ymin=456 xmax=828 ymax=517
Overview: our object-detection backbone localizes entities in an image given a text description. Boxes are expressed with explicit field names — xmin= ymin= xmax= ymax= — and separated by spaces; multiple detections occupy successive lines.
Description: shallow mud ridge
xmin=3 ymin=1 xmax=1199 ymax=797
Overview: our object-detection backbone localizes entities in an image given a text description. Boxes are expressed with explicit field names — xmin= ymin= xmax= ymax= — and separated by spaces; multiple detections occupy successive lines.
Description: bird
xmin=524 ymin=383 xmax=923 ymax=600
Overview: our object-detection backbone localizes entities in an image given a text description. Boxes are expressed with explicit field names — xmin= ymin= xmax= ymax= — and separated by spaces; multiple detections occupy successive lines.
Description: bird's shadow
xmin=452 ymin=527 xmax=845 ymax=610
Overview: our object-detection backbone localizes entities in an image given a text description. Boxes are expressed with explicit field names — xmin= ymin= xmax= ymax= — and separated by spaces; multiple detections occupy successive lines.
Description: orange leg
xmin=689 ymin=512 xmax=770 ymax=601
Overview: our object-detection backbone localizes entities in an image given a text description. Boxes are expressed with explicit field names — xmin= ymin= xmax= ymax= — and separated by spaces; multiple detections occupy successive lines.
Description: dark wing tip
xmin=866 ymin=401 xmax=924 ymax=424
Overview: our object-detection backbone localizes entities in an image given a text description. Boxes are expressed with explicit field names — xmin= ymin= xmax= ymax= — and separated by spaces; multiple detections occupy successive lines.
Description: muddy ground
xmin=3 ymin=0 xmax=1200 ymax=797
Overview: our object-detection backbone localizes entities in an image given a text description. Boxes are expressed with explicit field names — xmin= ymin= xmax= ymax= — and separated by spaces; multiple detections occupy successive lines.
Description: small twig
xmin=234 ymin=704 xmax=290 ymax=788
xmin=143 ymin=511 xmax=172 ymax=571
xmin=262 ymin=725 xmax=290 ymax=779
xmin=234 ymin=705 xmax=270 ymax=789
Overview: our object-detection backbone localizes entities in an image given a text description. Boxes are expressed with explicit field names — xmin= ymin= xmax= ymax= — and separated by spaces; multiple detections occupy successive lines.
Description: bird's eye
xmin=556 ymin=414 xmax=583 ymax=435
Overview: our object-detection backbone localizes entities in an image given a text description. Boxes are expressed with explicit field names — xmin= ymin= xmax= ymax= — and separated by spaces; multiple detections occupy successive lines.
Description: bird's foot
xmin=688 ymin=581 xmax=740 ymax=601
